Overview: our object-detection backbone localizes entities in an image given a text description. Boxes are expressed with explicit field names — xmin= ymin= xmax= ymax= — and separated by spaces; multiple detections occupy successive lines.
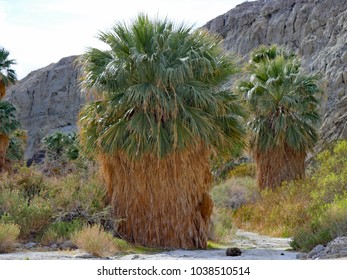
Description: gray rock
xmin=58 ymin=240 xmax=78 ymax=250
xmin=23 ymin=242 xmax=37 ymax=249
xmin=204 ymin=0 xmax=347 ymax=150
xmin=4 ymin=0 xmax=347 ymax=159
xmin=308 ymin=244 xmax=325 ymax=258
xmin=296 ymin=252 xmax=308 ymax=259
xmin=6 ymin=56 xmax=84 ymax=159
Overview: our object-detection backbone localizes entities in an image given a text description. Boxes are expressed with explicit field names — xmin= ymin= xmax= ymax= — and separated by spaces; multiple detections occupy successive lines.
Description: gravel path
xmin=0 ymin=230 xmax=297 ymax=260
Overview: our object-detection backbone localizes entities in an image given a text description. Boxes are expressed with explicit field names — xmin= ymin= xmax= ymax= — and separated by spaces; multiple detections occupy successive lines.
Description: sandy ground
xmin=0 ymin=230 xmax=297 ymax=260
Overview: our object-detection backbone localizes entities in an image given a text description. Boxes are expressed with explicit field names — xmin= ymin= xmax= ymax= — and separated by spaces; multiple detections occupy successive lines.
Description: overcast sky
xmin=0 ymin=0 xmax=249 ymax=79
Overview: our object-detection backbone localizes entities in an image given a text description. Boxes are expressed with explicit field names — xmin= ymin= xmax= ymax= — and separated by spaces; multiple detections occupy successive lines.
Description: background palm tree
xmin=0 ymin=101 xmax=20 ymax=170
xmin=237 ymin=45 xmax=321 ymax=189
xmin=79 ymin=14 xmax=245 ymax=249
xmin=0 ymin=47 xmax=17 ymax=98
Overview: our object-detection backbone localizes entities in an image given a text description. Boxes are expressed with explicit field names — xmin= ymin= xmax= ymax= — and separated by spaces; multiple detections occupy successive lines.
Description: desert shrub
xmin=291 ymin=197 xmax=347 ymax=252
xmin=228 ymin=163 xmax=255 ymax=178
xmin=2 ymin=166 xmax=46 ymax=203
xmin=0 ymin=222 xmax=20 ymax=253
xmin=1 ymin=196 xmax=53 ymax=239
xmin=71 ymin=224 xmax=119 ymax=257
xmin=233 ymin=140 xmax=347 ymax=239
xmin=41 ymin=219 xmax=84 ymax=245
xmin=209 ymin=208 xmax=236 ymax=243
xmin=45 ymin=173 xmax=107 ymax=214
xmin=211 ymin=177 xmax=258 ymax=210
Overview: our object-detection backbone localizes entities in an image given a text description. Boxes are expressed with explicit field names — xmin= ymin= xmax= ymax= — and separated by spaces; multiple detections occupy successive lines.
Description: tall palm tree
xmin=237 ymin=45 xmax=321 ymax=189
xmin=0 ymin=101 xmax=20 ymax=169
xmin=0 ymin=47 xmax=17 ymax=98
xmin=79 ymin=14 xmax=245 ymax=249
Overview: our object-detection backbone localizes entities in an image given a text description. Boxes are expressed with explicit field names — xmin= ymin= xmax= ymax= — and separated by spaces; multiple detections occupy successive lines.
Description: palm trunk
xmin=254 ymin=145 xmax=306 ymax=189
xmin=0 ymin=134 xmax=9 ymax=170
xmin=0 ymin=81 xmax=5 ymax=98
xmin=99 ymin=145 xmax=213 ymax=249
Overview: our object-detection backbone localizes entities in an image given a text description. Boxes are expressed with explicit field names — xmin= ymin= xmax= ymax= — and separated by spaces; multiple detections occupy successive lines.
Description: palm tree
xmin=0 ymin=47 xmax=17 ymax=98
xmin=79 ymin=14 xmax=245 ymax=249
xmin=237 ymin=45 xmax=321 ymax=189
xmin=0 ymin=101 xmax=20 ymax=169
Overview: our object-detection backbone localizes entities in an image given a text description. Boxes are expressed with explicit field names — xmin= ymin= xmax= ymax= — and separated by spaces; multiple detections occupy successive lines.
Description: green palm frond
xmin=0 ymin=47 xmax=17 ymax=87
xmin=238 ymin=45 xmax=321 ymax=153
xmin=79 ymin=14 xmax=245 ymax=160
xmin=0 ymin=100 xmax=20 ymax=135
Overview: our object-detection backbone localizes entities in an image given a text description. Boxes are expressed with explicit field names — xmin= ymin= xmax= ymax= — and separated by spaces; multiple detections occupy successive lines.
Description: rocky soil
xmin=0 ymin=230 xmax=297 ymax=260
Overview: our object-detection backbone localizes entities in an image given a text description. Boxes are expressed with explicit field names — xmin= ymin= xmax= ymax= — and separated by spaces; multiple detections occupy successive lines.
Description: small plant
xmin=0 ymin=222 xmax=20 ymax=253
xmin=41 ymin=219 xmax=84 ymax=245
xmin=228 ymin=163 xmax=255 ymax=178
xmin=71 ymin=224 xmax=119 ymax=257
xmin=209 ymin=208 xmax=236 ymax=244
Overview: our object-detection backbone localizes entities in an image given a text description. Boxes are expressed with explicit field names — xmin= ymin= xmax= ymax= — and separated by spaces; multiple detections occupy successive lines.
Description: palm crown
xmin=0 ymin=47 xmax=17 ymax=98
xmin=79 ymin=14 xmax=245 ymax=160
xmin=238 ymin=45 xmax=321 ymax=153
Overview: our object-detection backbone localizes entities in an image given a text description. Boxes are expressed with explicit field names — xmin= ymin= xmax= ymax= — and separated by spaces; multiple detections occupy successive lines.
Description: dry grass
xmin=71 ymin=224 xmax=119 ymax=257
xmin=100 ymin=144 xmax=213 ymax=249
xmin=0 ymin=223 xmax=20 ymax=253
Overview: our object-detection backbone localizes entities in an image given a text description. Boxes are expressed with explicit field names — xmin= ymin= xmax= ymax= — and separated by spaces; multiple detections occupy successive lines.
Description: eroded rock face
xmin=204 ymin=0 xmax=347 ymax=145
xmin=6 ymin=56 xmax=84 ymax=158
xmin=5 ymin=0 xmax=347 ymax=159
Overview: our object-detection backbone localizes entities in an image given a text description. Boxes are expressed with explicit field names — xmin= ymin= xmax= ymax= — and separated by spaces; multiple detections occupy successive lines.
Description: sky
xmin=0 ymin=0 xmax=249 ymax=79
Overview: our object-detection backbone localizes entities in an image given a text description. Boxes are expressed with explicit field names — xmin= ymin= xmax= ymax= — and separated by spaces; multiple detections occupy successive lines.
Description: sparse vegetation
xmin=232 ymin=140 xmax=347 ymax=249
xmin=0 ymin=222 xmax=20 ymax=253
xmin=71 ymin=224 xmax=119 ymax=257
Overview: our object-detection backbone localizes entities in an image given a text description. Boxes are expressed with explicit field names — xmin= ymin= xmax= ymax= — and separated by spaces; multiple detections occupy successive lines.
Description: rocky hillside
xmin=6 ymin=56 xmax=84 ymax=158
xmin=6 ymin=0 xmax=347 ymax=159
xmin=204 ymin=0 xmax=347 ymax=145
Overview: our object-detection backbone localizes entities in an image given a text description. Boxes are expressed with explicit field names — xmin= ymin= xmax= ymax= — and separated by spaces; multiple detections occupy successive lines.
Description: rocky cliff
xmin=6 ymin=0 xmax=347 ymax=158
xmin=6 ymin=56 xmax=84 ymax=158
xmin=204 ymin=0 xmax=347 ymax=145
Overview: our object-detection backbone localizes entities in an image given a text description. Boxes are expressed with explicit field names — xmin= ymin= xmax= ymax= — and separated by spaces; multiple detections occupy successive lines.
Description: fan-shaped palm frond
xmin=78 ymin=14 xmax=245 ymax=249
xmin=0 ymin=47 xmax=17 ymax=98
xmin=237 ymin=45 xmax=321 ymax=189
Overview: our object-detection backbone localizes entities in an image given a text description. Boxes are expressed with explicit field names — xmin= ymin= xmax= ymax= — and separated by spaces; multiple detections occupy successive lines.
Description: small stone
xmin=23 ymin=242 xmax=37 ymax=249
xmin=58 ymin=240 xmax=78 ymax=250
xmin=226 ymin=247 xmax=242 ymax=257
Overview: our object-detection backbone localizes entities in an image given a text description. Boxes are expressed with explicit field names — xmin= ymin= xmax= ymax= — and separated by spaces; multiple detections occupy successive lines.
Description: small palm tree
xmin=237 ymin=45 xmax=321 ymax=189
xmin=0 ymin=47 xmax=17 ymax=98
xmin=79 ymin=14 xmax=245 ymax=249
xmin=0 ymin=100 xmax=20 ymax=169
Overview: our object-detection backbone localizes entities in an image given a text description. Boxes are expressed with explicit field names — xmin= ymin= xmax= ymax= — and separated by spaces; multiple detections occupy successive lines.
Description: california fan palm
xmin=0 ymin=47 xmax=17 ymax=98
xmin=238 ymin=45 xmax=321 ymax=189
xmin=0 ymin=101 xmax=20 ymax=169
xmin=79 ymin=14 xmax=245 ymax=249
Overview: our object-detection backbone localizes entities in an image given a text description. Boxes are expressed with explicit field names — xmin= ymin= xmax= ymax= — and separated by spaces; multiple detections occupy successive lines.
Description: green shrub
xmin=209 ymin=208 xmax=236 ymax=244
xmin=71 ymin=224 xmax=119 ymax=257
xmin=1 ymin=196 xmax=52 ymax=239
xmin=0 ymin=222 xmax=20 ymax=253
xmin=228 ymin=163 xmax=255 ymax=178
xmin=291 ymin=197 xmax=347 ymax=252
xmin=211 ymin=177 xmax=258 ymax=210
xmin=41 ymin=219 xmax=84 ymax=245
xmin=233 ymin=140 xmax=347 ymax=240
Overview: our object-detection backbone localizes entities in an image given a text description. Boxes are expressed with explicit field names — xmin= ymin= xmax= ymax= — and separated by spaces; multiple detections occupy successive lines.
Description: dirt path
xmin=0 ymin=231 xmax=297 ymax=260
